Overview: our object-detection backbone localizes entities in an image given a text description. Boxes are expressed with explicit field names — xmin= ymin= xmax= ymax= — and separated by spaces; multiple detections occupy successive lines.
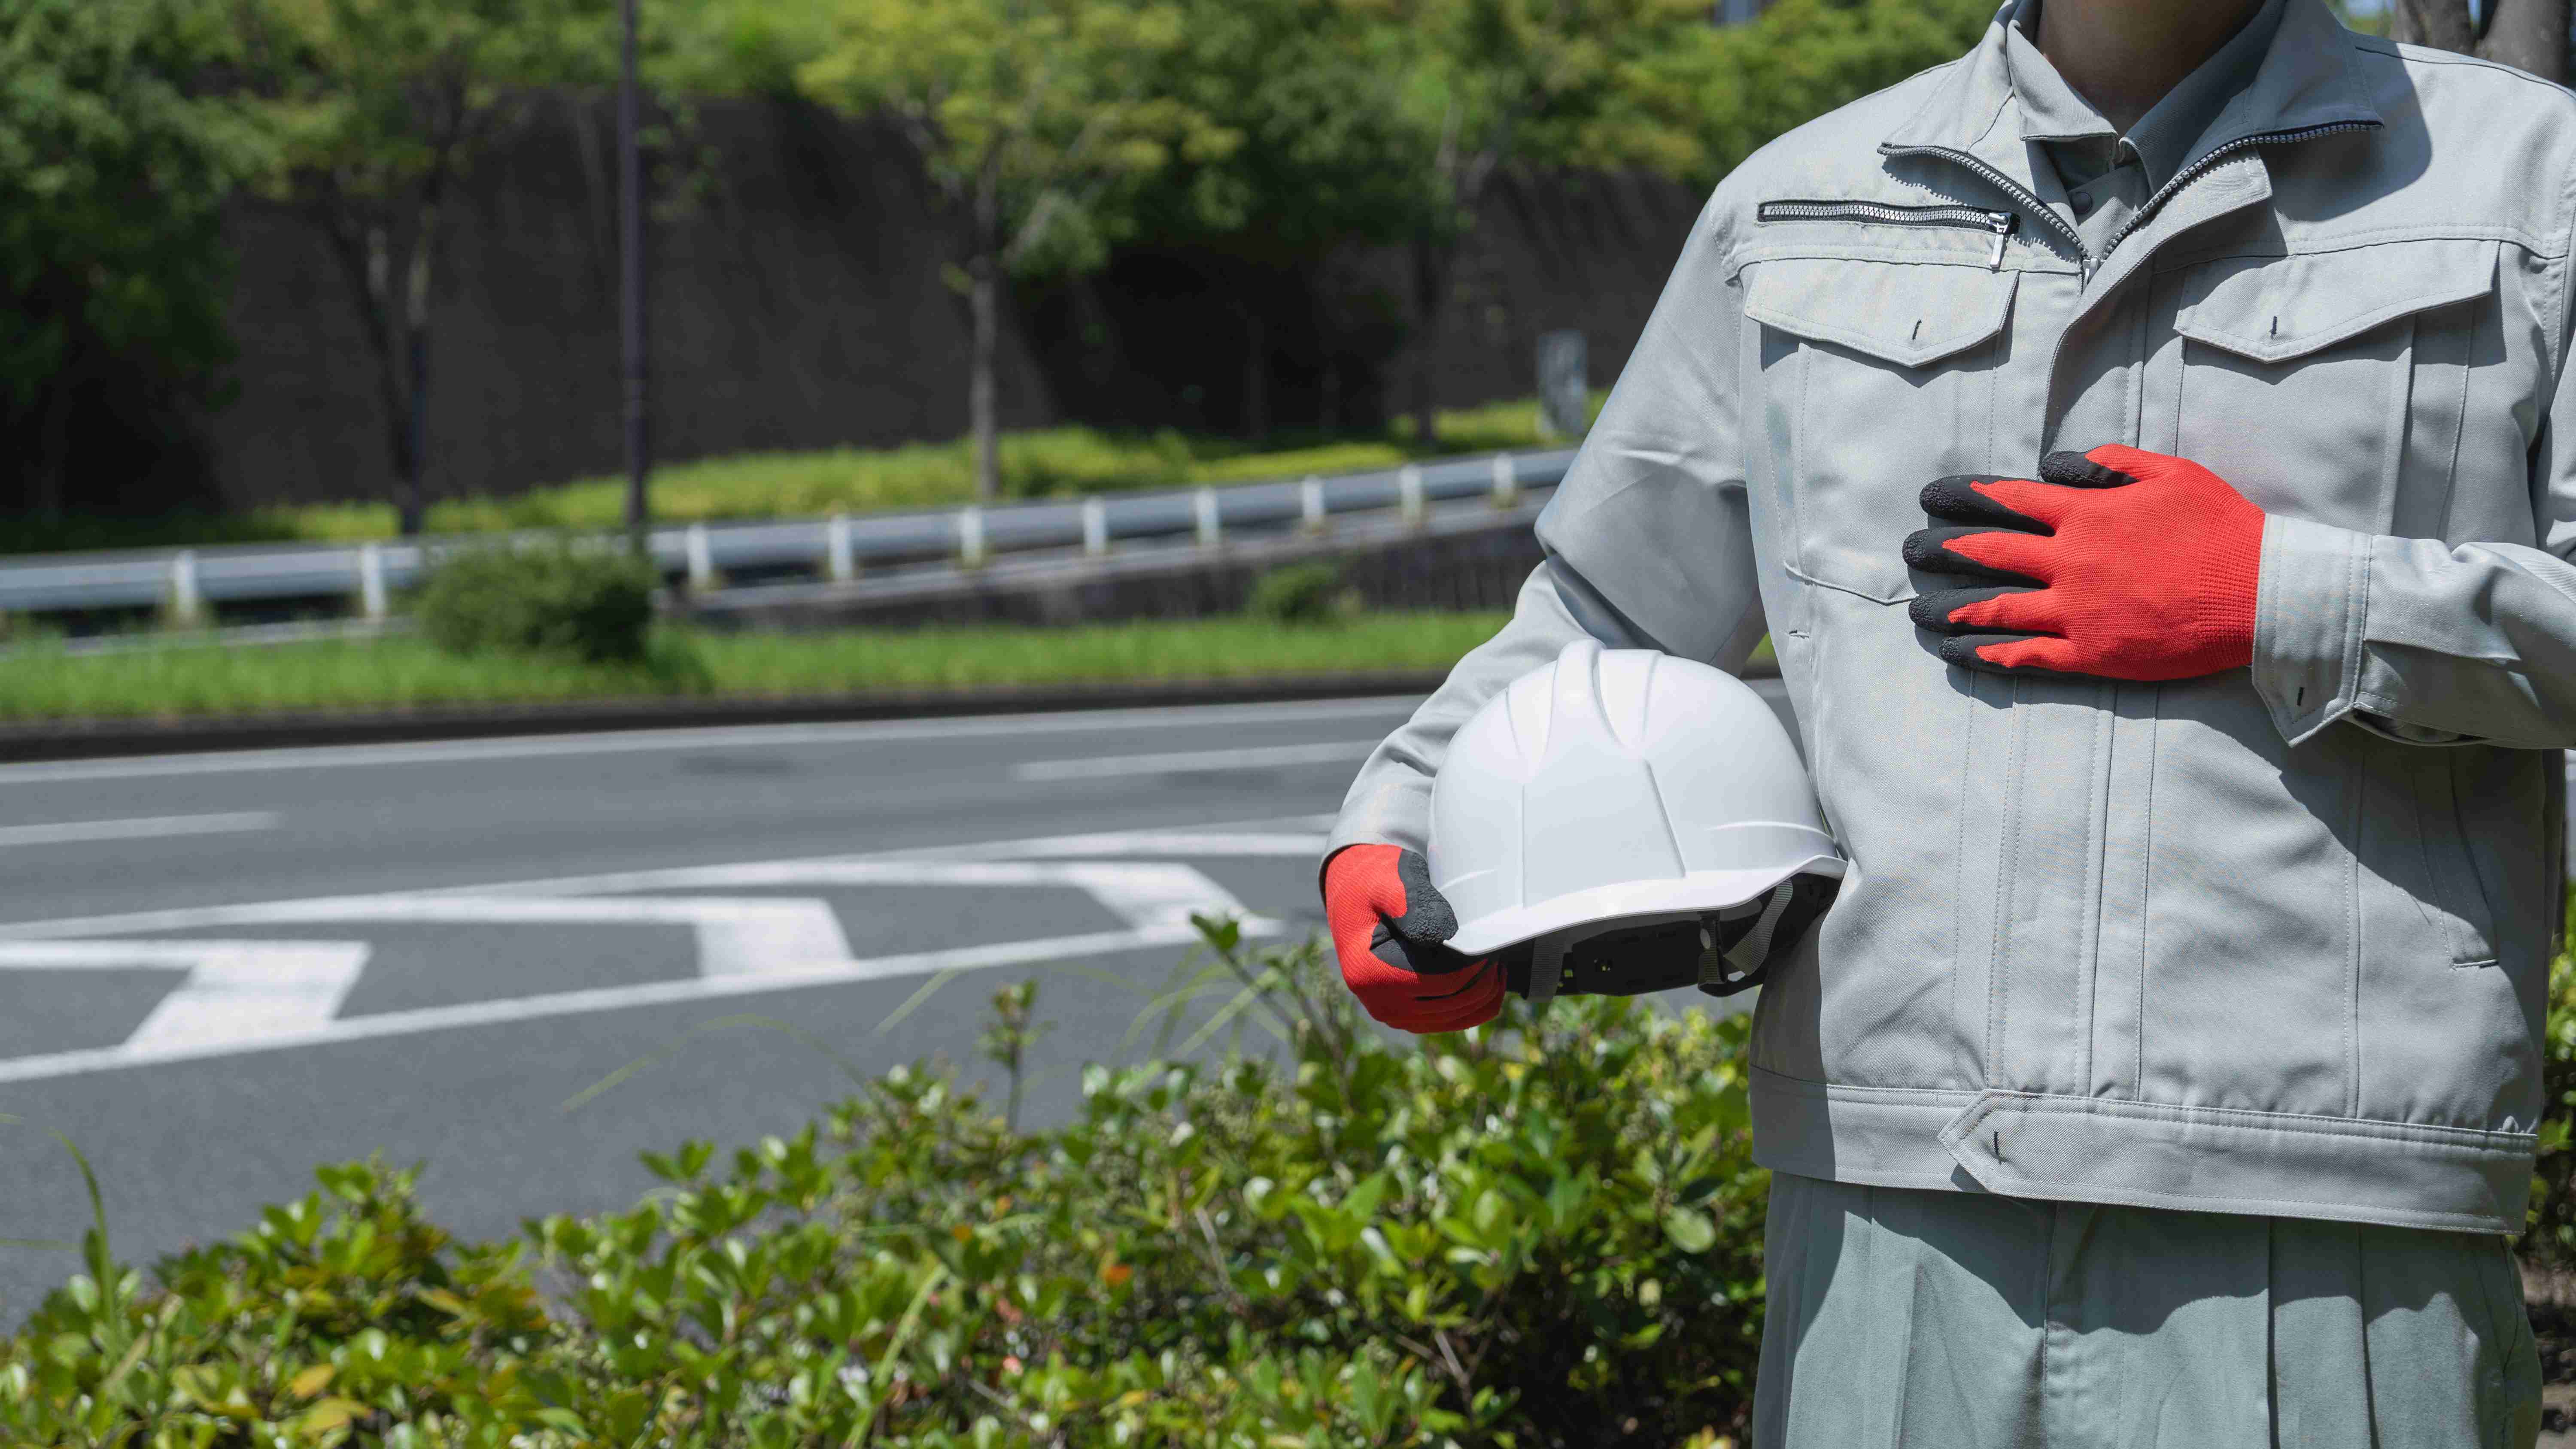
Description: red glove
xmin=1322 ymin=844 xmax=1505 ymax=1034
xmin=1902 ymin=444 xmax=2266 ymax=680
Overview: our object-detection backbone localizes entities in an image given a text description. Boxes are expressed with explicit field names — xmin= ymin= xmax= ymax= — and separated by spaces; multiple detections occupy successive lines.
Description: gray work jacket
xmin=1329 ymin=0 xmax=2576 ymax=1234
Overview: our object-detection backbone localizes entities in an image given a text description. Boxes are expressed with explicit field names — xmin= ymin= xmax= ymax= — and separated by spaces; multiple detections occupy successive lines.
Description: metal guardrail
xmin=0 ymin=449 xmax=1579 ymax=620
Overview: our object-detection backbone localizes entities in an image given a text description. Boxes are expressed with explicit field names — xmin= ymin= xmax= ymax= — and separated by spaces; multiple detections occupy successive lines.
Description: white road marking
xmin=0 ymin=824 xmax=1340 ymax=939
xmin=0 ymin=940 xmax=367 ymax=1055
xmin=0 ymin=844 xmax=1280 ymax=1082
xmin=0 ymin=922 xmax=1265 ymax=1087
xmin=0 ymin=811 xmax=278 ymax=848
xmin=0 ymin=697 xmax=1422 ymax=786
xmin=1012 ymin=741 xmax=1380 ymax=781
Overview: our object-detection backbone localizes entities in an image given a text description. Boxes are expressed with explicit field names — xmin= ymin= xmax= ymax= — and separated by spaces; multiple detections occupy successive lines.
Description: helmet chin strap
xmin=1701 ymin=882 xmax=1795 ymax=993
xmin=1525 ymin=931 xmax=1571 ymax=1006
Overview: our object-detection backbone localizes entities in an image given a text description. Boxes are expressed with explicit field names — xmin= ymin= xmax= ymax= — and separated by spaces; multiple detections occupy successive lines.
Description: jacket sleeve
xmin=1324 ymin=192 xmax=1764 ymax=860
xmin=2251 ymin=244 xmax=2576 ymax=752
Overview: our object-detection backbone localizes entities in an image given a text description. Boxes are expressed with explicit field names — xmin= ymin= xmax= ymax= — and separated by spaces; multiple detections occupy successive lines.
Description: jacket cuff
xmin=2251 ymin=513 xmax=2373 ymax=747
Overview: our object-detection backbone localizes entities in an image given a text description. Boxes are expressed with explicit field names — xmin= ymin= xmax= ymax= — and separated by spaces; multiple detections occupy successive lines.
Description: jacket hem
xmin=1750 ymin=1065 xmax=2533 ymax=1235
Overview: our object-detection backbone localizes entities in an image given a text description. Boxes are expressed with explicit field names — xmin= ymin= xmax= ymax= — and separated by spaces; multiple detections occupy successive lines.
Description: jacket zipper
xmin=1872 ymin=145 xmax=2085 ymax=270
xmin=1878 ymin=119 xmax=2376 ymax=281
xmin=2102 ymin=120 xmax=2377 ymax=262
xmin=1757 ymin=199 xmax=2020 ymax=269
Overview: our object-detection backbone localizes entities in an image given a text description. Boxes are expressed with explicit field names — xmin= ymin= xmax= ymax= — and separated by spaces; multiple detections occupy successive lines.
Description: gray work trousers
xmin=1754 ymin=1172 xmax=2544 ymax=1448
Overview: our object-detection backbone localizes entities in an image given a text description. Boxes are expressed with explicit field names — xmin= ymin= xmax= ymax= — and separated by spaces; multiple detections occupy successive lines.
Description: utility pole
xmin=619 ymin=0 xmax=651 ymax=554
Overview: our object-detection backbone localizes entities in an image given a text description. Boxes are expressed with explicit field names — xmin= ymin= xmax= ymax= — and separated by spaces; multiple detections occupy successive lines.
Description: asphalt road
xmin=0 ymin=695 xmax=1440 ymax=1318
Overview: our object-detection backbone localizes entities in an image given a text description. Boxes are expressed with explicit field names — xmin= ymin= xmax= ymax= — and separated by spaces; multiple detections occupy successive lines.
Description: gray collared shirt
xmin=2005 ymin=0 xmax=2286 ymax=258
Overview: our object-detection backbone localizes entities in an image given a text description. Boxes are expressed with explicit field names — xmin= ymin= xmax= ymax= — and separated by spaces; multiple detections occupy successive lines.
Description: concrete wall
xmin=204 ymin=99 xmax=1701 ymax=510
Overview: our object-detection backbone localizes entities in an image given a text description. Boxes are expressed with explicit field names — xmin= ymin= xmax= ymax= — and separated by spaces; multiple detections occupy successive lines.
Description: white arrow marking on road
xmin=0 ymin=921 xmax=1275 ymax=1087
xmin=0 ymin=940 xmax=368 ymax=1054
xmin=0 ymin=853 xmax=1277 ymax=1083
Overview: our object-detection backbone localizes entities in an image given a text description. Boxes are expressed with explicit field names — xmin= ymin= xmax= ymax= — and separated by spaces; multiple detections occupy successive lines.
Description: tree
xmin=2391 ymin=0 xmax=2566 ymax=81
xmin=797 ymin=0 xmax=1236 ymax=500
xmin=1341 ymin=0 xmax=1740 ymax=450
xmin=233 ymin=0 xmax=611 ymax=535
xmin=0 ymin=0 xmax=273 ymax=522
xmin=1129 ymin=0 xmax=1428 ymax=437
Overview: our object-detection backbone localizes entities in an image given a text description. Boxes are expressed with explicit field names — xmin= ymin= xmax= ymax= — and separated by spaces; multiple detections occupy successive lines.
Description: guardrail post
xmin=167 ymin=550 xmax=204 ymax=627
xmin=1300 ymin=475 xmax=1326 ymax=533
xmin=1491 ymin=452 xmax=1520 ymax=509
xmin=1195 ymin=487 xmax=1221 ymax=548
xmin=358 ymin=542 xmax=389 ymax=620
xmin=1399 ymin=464 xmax=1425 ymax=527
xmin=685 ymin=523 xmax=717 ymax=592
xmin=826 ymin=513 xmax=857 ymax=582
xmin=1081 ymin=496 xmax=1109 ymax=557
xmin=957 ymin=506 xmax=987 ymax=567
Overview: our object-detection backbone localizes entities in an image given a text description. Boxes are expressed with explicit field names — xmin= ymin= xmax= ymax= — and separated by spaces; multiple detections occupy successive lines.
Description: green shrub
xmin=413 ymin=540 xmax=659 ymax=664
xmin=1247 ymin=561 xmax=1360 ymax=627
xmin=0 ymin=927 xmax=1772 ymax=1446
xmin=2527 ymin=890 xmax=2576 ymax=1267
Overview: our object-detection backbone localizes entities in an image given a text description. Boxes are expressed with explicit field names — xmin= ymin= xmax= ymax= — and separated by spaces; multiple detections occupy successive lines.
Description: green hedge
xmin=0 ymin=928 xmax=1769 ymax=1446
xmin=12 ymin=906 xmax=2573 ymax=1445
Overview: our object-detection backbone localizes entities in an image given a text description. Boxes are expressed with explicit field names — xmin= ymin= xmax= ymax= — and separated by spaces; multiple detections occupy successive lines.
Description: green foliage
xmin=0 ymin=934 xmax=1773 ymax=1444
xmin=1247 ymin=561 xmax=1362 ymax=627
xmin=2525 ymin=888 xmax=2576 ymax=1267
xmin=795 ymin=0 xmax=1236 ymax=279
xmin=0 ymin=0 xmax=275 ymax=511
xmin=1659 ymin=0 xmax=1998 ymax=187
xmin=0 ymin=613 xmax=1508 ymax=721
xmin=413 ymin=539 xmax=659 ymax=664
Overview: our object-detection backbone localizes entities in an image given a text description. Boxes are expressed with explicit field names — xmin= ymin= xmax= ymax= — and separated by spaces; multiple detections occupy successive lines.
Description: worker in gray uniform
xmin=1321 ymin=0 xmax=2574 ymax=1440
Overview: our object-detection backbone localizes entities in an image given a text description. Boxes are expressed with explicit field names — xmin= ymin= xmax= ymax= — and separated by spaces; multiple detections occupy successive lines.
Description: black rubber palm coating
xmin=1920 ymin=473 xmax=2049 ymax=531
xmin=1370 ymin=849 xmax=1474 ymax=977
xmin=2037 ymin=449 xmax=2139 ymax=489
xmin=1909 ymin=582 xmax=2034 ymax=634
xmin=1902 ymin=524 xmax=2048 ymax=584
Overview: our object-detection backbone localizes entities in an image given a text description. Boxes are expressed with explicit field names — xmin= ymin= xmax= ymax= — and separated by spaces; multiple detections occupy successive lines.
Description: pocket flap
xmin=2173 ymin=239 xmax=2498 ymax=364
xmin=1743 ymin=257 xmax=2018 ymax=369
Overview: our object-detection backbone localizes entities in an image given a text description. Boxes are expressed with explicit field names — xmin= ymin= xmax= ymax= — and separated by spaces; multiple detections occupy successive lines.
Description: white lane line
xmin=0 ymin=822 xmax=1340 ymax=938
xmin=1013 ymin=741 xmax=1379 ymax=781
xmin=0 ymin=920 xmax=1278 ymax=1087
xmin=0 ymin=697 xmax=1424 ymax=786
xmin=0 ymin=811 xmax=278 ymax=848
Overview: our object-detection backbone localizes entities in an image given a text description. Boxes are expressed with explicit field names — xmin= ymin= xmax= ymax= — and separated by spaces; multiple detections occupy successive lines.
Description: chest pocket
xmin=2168 ymin=238 xmax=2498 ymax=540
xmin=1744 ymin=257 xmax=2018 ymax=605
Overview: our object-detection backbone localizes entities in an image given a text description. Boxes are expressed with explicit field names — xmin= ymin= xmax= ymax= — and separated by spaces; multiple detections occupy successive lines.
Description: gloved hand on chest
xmin=1902 ymin=444 xmax=2267 ymax=682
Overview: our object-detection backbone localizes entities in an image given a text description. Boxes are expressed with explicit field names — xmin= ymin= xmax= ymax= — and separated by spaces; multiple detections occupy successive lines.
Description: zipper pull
xmin=1987 ymin=212 xmax=2015 ymax=270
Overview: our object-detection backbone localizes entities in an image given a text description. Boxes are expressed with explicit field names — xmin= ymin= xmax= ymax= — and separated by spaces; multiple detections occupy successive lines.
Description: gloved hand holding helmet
xmin=1323 ymin=639 xmax=1844 ymax=1032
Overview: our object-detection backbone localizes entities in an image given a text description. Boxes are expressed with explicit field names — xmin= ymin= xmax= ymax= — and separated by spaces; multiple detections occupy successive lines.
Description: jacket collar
xmin=1880 ymin=0 xmax=2382 ymax=184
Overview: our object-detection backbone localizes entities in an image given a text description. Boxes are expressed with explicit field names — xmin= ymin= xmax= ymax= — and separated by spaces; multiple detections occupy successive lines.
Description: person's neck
xmin=2035 ymin=0 xmax=2266 ymax=133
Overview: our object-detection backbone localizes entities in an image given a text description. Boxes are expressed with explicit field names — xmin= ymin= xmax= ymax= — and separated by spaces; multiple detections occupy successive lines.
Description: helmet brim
xmin=1444 ymin=854 xmax=1847 ymax=956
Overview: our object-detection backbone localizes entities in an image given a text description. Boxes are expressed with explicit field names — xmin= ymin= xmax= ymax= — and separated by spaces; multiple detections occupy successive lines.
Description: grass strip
xmin=0 ymin=614 xmax=1510 ymax=722
xmin=2 ymin=394 xmax=1602 ymax=557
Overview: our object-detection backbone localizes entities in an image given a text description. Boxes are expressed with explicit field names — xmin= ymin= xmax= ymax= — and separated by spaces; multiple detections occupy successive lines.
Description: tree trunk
xmin=2482 ymin=0 xmax=2569 ymax=79
xmin=1409 ymin=232 xmax=1446 ymax=449
xmin=969 ymin=252 xmax=1000 ymax=503
xmin=34 ymin=365 xmax=74 ymax=526
xmin=2391 ymin=0 xmax=2476 ymax=49
xmin=398 ymin=219 xmax=438 ymax=537
xmin=1241 ymin=309 xmax=1268 ymax=440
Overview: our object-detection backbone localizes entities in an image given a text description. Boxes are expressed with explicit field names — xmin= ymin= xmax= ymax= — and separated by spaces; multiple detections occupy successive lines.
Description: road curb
xmin=0 ymin=673 xmax=1461 ymax=763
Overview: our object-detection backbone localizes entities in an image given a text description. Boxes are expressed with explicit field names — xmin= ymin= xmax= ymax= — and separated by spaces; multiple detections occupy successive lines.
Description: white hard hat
xmin=1429 ymin=639 xmax=1844 ymax=998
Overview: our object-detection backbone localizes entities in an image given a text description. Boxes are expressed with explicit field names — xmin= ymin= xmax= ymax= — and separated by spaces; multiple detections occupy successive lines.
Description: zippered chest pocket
xmin=1742 ymin=242 xmax=2020 ymax=605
